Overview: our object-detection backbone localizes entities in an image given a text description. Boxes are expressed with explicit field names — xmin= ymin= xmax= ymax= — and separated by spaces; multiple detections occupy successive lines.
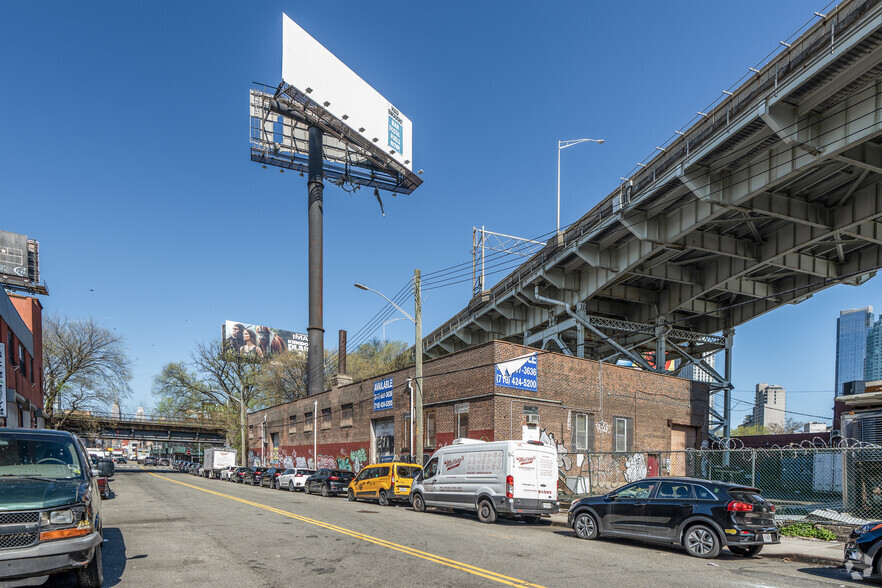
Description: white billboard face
xmin=282 ymin=14 xmax=413 ymax=171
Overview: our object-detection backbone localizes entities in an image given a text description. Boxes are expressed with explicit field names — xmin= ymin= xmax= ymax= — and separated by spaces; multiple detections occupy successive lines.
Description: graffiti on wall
xmin=623 ymin=453 xmax=648 ymax=482
xmin=253 ymin=445 xmax=369 ymax=472
xmin=539 ymin=428 xmax=572 ymax=470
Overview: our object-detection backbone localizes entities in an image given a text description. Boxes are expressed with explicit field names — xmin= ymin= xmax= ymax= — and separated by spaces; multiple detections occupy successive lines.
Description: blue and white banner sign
xmin=373 ymin=377 xmax=394 ymax=411
xmin=495 ymin=353 xmax=538 ymax=391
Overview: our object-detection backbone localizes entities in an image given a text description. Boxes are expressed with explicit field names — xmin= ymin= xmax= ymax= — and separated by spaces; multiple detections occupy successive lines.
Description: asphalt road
xmin=43 ymin=465 xmax=867 ymax=587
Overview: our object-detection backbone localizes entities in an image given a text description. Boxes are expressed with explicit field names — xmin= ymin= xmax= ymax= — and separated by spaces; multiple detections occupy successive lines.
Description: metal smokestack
xmin=338 ymin=330 xmax=347 ymax=375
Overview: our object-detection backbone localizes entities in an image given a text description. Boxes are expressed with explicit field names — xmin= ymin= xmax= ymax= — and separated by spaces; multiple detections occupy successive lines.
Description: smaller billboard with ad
xmin=223 ymin=320 xmax=307 ymax=358
xmin=495 ymin=353 xmax=538 ymax=392
xmin=373 ymin=377 xmax=393 ymax=411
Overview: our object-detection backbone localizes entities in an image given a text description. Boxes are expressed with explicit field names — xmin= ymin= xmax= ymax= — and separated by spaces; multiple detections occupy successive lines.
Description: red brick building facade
xmin=246 ymin=341 xmax=708 ymax=472
xmin=1 ymin=290 xmax=44 ymax=428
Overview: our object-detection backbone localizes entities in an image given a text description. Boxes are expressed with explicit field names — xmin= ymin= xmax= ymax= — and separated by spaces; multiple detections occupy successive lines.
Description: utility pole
xmin=313 ymin=399 xmax=318 ymax=469
xmin=414 ymin=269 xmax=423 ymax=466
xmin=239 ymin=388 xmax=246 ymax=467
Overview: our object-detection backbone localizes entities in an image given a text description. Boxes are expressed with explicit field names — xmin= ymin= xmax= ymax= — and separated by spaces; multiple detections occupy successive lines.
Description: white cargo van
xmin=409 ymin=439 xmax=559 ymax=523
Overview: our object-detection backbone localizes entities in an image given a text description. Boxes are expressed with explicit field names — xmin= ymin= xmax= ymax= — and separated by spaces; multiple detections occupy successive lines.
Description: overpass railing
xmin=57 ymin=410 xmax=226 ymax=429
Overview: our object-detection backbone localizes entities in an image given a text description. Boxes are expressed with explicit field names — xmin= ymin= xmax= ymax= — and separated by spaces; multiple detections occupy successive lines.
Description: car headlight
xmin=857 ymin=522 xmax=882 ymax=535
xmin=49 ymin=510 xmax=75 ymax=525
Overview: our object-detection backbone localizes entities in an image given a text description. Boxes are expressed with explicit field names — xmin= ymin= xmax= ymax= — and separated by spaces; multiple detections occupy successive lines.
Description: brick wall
xmin=247 ymin=340 xmax=709 ymax=471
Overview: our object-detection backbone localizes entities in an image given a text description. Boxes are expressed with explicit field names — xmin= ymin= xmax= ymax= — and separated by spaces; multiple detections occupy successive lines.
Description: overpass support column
xmin=576 ymin=323 xmax=585 ymax=359
xmin=723 ymin=328 xmax=734 ymax=441
xmin=655 ymin=317 xmax=668 ymax=372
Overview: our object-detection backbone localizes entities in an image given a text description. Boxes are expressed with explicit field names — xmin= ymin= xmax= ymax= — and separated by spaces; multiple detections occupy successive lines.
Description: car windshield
xmin=0 ymin=434 xmax=86 ymax=480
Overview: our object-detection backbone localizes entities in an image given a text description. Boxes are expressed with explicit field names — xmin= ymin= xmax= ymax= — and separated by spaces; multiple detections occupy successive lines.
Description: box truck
xmin=202 ymin=448 xmax=237 ymax=478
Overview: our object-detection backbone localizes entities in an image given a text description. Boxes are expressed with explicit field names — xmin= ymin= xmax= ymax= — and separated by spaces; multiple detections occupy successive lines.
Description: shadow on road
xmin=43 ymin=527 xmax=127 ymax=587
xmin=797 ymin=565 xmax=865 ymax=584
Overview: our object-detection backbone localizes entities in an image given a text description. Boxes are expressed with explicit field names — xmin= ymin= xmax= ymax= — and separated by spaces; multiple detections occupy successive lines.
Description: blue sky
xmin=1 ymin=0 xmax=860 ymax=425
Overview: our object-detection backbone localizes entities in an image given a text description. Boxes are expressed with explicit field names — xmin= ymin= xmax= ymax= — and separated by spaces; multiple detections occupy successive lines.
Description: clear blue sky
xmin=1 ymin=0 xmax=860 ymax=425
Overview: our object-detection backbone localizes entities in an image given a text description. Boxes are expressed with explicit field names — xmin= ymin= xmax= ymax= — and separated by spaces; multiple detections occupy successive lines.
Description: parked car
xmin=0 ymin=428 xmax=105 ymax=587
xmin=143 ymin=456 xmax=158 ymax=466
xmin=844 ymin=521 xmax=882 ymax=578
xmin=219 ymin=465 xmax=237 ymax=481
xmin=567 ymin=477 xmax=779 ymax=558
xmin=231 ymin=467 xmax=251 ymax=483
xmin=279 ymin=468 xmax=315 ymax=491
xmin=410 ymin=439 xmax=559 ymax=523
xmin=114 ymin=456 xmax=127 ymax=464
xmin=159 ymin=459 xmax=169 ymax=466
xmin=348 ymin=462 xmax=421 ymax=506
xmin=244 ymin=468 xmax=266 ymax=486
xmin=304 ymin=469 xmax=355 ymax=496
xmin=259 ymin=467 xmax=284 ymax=489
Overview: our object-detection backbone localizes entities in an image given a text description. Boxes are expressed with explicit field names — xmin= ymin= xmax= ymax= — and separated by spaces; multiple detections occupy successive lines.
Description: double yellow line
xmin=146 ymin=470 xmax=545 ymax=587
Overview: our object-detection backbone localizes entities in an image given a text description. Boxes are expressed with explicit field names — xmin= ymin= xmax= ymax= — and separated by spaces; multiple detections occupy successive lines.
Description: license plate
xmin=542 ymin=502 xmax=552 ymax=509
xmin=762 ymin=533 xmax=773 ymax=543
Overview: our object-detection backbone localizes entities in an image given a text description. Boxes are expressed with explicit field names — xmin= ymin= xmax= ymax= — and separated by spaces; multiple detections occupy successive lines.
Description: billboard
xmin=495 ymin=353 xmax=538 ymax=392
xmin=0 ymin=231 xmax=39 ymax=287
xmin=223 ymin=320 xmax=308 ymax=358
xmin=281 ymin=14 xmax=413 ymax=171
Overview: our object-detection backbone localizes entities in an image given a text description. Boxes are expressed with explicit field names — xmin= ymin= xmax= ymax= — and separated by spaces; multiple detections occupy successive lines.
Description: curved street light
xmin=558 ymin=138 xmax=604 ymax=236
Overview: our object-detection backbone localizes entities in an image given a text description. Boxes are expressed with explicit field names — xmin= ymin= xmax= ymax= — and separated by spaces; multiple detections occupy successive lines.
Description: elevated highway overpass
xmin=424 ymin=0 xmax=882 ymax=438
xmin=56 ymin=411 xmax=228 ymax=445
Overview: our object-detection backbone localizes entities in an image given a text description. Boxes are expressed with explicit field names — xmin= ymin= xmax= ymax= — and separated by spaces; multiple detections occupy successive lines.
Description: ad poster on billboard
xmin=223 ymin=320 xmax=308 ymax=359
xmin=495 ymin=353 xmax=538 ymax=392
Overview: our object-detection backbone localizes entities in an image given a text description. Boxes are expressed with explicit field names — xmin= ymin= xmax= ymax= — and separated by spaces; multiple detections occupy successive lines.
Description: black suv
xmin=244 ymin=467 xmax=265 ymax=486
xmin=259 ymin=467 xmax=283 ymax=489
xmin=304 ymin=469 xmax=356 ymax=496
xmin=0 ymin=428 xmax=104 ymax=586
xmin=567 ymin=477 xmax=779 ymax=558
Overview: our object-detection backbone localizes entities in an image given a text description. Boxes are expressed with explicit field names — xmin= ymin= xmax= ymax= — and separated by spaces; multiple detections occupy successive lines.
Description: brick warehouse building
xmin=0 ymin=288 xmax=44 ymax=428
xmin=246 ymin=340 xmax=708 ymax=474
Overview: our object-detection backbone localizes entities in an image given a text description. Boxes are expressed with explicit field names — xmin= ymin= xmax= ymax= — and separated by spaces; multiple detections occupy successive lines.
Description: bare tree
xmin=152 ymin=341 xmax=265 ymax=464
xmin=344 ymin=339 xmax=412 ymax=382
xmin=43 ymin=315 xmax=133 ymax=429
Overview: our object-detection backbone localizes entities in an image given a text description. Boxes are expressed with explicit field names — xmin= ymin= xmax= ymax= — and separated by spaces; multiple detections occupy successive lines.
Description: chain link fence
xmin=556 ymin=447 xmax=882 ymax=523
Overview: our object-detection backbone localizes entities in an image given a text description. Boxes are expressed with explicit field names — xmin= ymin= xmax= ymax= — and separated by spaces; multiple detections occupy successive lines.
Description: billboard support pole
xmin=307 ymin=125 xmax=325 ymax=397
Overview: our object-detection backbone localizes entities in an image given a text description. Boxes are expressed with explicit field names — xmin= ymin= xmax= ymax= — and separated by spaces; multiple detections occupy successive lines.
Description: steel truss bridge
xmin=56 ymin=411 xmax=228 ymax=445
xmin=424 ymin=0 xmax=882 ymax=439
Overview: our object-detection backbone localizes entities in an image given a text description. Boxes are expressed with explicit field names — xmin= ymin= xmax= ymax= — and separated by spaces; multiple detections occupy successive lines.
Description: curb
xmin=549 ymin=516 xmax=842 ymax=567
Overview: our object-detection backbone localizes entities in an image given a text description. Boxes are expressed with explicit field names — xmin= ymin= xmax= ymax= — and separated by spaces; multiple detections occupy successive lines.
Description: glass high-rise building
xmin=866 ymin=318 xmax=882 ymax=382
xmin=836 ymin=307 xmax=874 ymax=397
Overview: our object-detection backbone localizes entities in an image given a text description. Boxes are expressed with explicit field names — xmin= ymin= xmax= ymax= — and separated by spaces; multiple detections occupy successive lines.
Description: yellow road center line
xmin=144 ymin=469 xmax=545 ymax=588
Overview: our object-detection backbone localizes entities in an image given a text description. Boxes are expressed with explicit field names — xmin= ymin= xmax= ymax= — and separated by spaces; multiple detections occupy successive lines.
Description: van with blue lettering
xmin=409 ymin=439 xmax=559 ymax=524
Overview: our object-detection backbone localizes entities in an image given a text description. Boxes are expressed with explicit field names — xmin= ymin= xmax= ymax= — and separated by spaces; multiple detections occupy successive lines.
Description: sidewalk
xmin=548 ymin=512 xmax=843 ymax=566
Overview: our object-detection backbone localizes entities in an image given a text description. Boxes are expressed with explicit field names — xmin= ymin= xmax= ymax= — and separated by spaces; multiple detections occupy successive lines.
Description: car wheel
xmin=684 ymin=524 xmax=721 ymax=559
xmin=573 ymin=512 xmax=599 ymax=539
xmin=348 ymin=489 xmax=357 ymax=502
xmin=412 ymin=493 xmax=426 ymax=512
xmin=75 ymin=544 xmax=103 ymax=588
xmin=289 ymin=482 xmax=295 ymax=492
xmin=321 ymin=484 xmax=330 ymax=497
xmin=729 ymin=545 xmax=763 ymax=557
xmin=477 ymin=499 xmax=497 ymax=524
xmin=378 ymin=490 xmax=390 ymax=507
xmin=304 ymin=483 xmax=311 ymax=495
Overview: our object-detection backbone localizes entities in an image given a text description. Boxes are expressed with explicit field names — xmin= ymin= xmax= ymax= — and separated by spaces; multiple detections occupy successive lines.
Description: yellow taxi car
xmin=347 ymin=462 xmax=422 ymax=506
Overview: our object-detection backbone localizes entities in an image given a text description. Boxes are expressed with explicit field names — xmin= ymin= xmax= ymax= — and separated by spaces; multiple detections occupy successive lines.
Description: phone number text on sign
xmin=494 ymin=353 xmax=538 ymax=392
xmin=373 ymin=377 xmax=393 ymax=411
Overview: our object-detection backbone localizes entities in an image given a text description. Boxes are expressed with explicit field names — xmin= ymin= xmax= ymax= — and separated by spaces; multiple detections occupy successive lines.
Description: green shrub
xmin=779 ymin=523 xmax=836 ymax=541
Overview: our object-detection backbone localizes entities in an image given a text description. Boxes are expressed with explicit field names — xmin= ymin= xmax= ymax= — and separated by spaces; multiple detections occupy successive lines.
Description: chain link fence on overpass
xmin=556 ymin=446 xmax=882 ymax=524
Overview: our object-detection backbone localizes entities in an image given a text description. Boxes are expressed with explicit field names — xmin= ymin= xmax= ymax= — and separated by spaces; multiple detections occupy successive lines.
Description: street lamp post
xmin=557 ymin=138 xmax=604 ymax=236
xmin=382 ymin=317 xmax=408 ymax=343
xmin=355 ymin=269 xmax=423 ymax=466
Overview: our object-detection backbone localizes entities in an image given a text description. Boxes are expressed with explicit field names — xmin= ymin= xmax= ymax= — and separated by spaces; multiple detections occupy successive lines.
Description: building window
xmin=271 ymin=432 xmax=280 ymax=447
xmin=8 ymin=332 xmax=15 ymax=366
xmin=29 ymin=357 xmax=34 ymax=385
xmin=19 ymin=346 xmax=26 ymax=378
xmin=322 ymin=408 xmax=331 ymax=429
xmin=288 ymin=415 xmax=296 ymax=434
xmin=614 ymin=417 xmax=633 ymax=453
xmin=424 ymin=411 xmax=436 ymax=450
xmin=572 ymin=413 xmax=594 ymax=451
xmin=457 ymin=412 xmax=469 ymax=439
xmin=248 ymin=425 xmax=254 ymax=439
xmin=341 ymin=404 xmax=353 ymax=427
xmin=304 ymin=412 xmax=313 ymax=432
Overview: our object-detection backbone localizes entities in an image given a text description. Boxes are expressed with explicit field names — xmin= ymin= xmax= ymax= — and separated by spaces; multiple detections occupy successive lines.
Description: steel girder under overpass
xmin=423 ymin=0 xmax=882 ymax=440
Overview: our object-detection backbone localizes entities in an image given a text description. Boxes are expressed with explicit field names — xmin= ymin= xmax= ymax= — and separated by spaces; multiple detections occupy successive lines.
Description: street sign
xmin=186 ymin=449 xmax=191 ymax=456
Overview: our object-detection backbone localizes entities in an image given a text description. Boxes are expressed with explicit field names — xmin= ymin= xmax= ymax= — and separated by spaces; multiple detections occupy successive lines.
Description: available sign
xmin=495 ymin=353 xmax=538 ymax=392
xmin=373 ymin=377 xmax=393 ymax=411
